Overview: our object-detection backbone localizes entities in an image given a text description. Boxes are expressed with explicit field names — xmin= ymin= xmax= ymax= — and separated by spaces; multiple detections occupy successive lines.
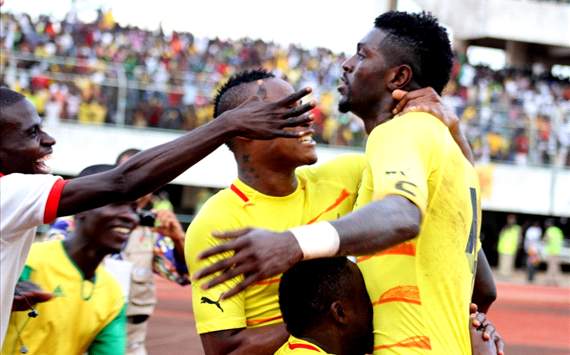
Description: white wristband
xmin=289 ymin=221 xmax=340 ymax=260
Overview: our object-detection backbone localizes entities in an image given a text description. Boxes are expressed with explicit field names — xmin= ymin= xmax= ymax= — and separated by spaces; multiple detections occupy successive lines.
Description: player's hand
xmin=153 ymin=210 xmax=185 ymax=242
xmin=392 ymin=88 xmax=459 ymax=132
xmin=12 ymin=281 xmax=53 ymax=311
xmin=220 ymin=85 xmax=316 ymax=140
xmin=470 ymin=303 xmax=505 ymax=355
xmin=193 ymin=228 xmax=303 ymax=299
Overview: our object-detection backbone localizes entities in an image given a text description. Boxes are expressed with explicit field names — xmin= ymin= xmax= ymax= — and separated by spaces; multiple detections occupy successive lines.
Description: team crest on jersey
xmin=52 ymin=285 xmax=64 ymax=297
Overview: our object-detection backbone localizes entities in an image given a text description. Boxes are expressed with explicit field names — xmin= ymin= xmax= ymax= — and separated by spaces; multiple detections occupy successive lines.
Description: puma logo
xmin=201 ymin=296 xmax=223 ymax=312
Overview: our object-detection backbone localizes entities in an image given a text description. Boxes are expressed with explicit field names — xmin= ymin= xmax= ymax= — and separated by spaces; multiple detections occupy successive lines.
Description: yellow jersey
xmin=186 ymin=154 xmax=365 ymax=334
xmin=2 ymin=241 xmax=126 ymax=355
xmin=354 ymin=112 xmax=481 ymax=354
xmin=274 ymin=336 xmax=331 ymax=354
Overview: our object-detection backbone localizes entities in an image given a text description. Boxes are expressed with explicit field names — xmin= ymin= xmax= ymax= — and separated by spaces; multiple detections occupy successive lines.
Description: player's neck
xmin=63 ymin=237 xmax=106 ymax=281
xmin=360 ymin=97 xmax=395 ymax=134
xmin=237 ymin=163 xmax=297 ymax=197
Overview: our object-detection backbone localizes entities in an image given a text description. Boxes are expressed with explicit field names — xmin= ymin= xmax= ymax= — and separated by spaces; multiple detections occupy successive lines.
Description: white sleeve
xmin=0 ymin=173 xmax=66 ymax=234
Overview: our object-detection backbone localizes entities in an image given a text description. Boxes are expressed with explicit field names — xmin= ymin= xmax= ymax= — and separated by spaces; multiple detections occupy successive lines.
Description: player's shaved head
xmin=213 ymin=69 xmax=275 ymax=118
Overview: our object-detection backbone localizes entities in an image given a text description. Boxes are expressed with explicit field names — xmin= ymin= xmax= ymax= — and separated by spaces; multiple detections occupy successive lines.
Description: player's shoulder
xmin=297 ymin=153 xmax=366 ymax=182
xmin=372 ymin=112 xmax=445 ymax=136
xmin=193 ymin=188 xmax=243 ymax=218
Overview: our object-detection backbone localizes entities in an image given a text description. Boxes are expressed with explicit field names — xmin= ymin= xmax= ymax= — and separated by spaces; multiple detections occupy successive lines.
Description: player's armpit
xmin=200 ymin=323 xmax=288 ymax=355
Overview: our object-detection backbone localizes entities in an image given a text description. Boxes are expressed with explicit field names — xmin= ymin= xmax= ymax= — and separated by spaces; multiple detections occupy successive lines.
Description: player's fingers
xmin=194 ymin=255 xmax=242 ymax=283
xmin=270 ymin=128 xmax=313 ymax=138
xmin=29 ymin=291 xmax=53 ymax=303
xmin=281 ymin=113 xmax=314 ymax=128
xmin=203 ymin=262 xmax=255 ymax=290
xmin=221 ymin=274 xmax=260 ymax=299
xmin=283 ymin=101 xmax=316 ymax=118
xmin=197 ymin=239 xmax=244 ymax=261
xmin=276 ymin=87 xmax=312 ymax=106
xmin=495 ymin=333 xmax=505 ymax=355
xmin=392 ymin=94 xmax=409 ymax=114
xmin=470 ymin=303 xmax=479 ymax=314
xmin=392 ymin=89 xmax=408 ymax=101
xmin=212 ymin=228 xmax=253 ymax=240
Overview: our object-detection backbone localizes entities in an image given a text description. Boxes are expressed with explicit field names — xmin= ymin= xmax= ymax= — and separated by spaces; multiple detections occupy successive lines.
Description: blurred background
xmin=1 ymin=0 xmax=569 ymax=354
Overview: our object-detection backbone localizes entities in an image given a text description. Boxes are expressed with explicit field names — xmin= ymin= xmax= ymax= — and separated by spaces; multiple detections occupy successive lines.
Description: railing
xmin=2 ymin=51 xmax=568 ymax=167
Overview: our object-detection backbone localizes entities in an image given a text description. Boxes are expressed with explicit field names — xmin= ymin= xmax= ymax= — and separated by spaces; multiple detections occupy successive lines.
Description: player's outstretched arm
xmin=57 ymin=88 xmax=315 ymax=217
xmin=392 ymin=88 xmax=475 ymax=164
xmin=194 ymin=195 xmax=421 ymax=299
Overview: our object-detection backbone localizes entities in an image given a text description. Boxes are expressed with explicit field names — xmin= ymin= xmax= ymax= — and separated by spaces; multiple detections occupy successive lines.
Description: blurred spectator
xmin=497 ymin=214 xmax=521 ymax=278
xmin=543 ymin=219 xmax=564 ymax=286
xmin=524 ymin=222 xmax=543 ymax=283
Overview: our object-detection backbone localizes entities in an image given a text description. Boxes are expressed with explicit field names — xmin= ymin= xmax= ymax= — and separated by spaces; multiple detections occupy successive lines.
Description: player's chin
xmin=338 ymin=98 xmax=351 ymax=114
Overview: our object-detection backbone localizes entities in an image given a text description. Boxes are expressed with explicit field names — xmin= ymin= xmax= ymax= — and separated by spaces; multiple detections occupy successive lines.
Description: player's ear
xmin=386 ymin=64 xmax=413 ymax=92
xmin=330 ymin=301 xmax=349 ymax=325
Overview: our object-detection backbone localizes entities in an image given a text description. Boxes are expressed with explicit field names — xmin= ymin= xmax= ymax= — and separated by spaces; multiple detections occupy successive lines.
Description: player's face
xmin=344 ymin=263 xmax=374 ymax=355
xmin=338 ymin=29 xmax=389 ymax=124
xmin=79 ymin=202 xmax=139 ymax=253
xmin=250 ymin=78 xmax=317 ymax=167
xmin=0 ymin=100 xmax=56 ymax=174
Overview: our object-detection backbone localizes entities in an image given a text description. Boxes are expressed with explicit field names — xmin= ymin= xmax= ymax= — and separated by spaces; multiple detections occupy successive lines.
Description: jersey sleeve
xmin=184 ymin=197 xmax=248 ymax=334
xmin=298 ymin=153 xmax=366 ymax=193
xmin=88 ymin=304 xmax=127 ymax=355
xmin=366 ymin=113 xmax=446 ymax=216
xmin=0 ymin=174 xmax=66 ymax=234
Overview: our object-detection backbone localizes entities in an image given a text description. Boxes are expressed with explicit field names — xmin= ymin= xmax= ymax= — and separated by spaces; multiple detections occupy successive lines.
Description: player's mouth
xmin=34 ymin=154 xmax=52 ymax=174
xmin=298 ymin=132 xmax=316 ymax=146
xmin=109 ymin=225 xmax=135 ymax=242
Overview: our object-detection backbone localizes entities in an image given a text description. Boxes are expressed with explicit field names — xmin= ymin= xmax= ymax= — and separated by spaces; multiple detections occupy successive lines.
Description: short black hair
xmin=0 ymin=87 xmax=25 ymax=108
xmin=77 ymin=164 xmax=115 ymax=178
xmin=374 ymin=11 xmax=453 ymax=94
xmin=279 ymin=257 xmax=357 ymax=337
xmin=213 ymin=69 xmax=275 ymax=118
xmin=116 ymin=148 xmax=142 ymax=164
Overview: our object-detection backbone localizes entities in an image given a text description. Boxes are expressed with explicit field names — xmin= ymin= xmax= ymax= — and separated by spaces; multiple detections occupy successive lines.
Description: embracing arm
xmin=330 ymin=195 xmax=420 ymax=256
xmin=201 ymin=324 xmax=288 ymax=355
xmin=58 ymin=89 xmax=314 ymax=217
xmin=472 ymin=250 xmax=497 ymax=313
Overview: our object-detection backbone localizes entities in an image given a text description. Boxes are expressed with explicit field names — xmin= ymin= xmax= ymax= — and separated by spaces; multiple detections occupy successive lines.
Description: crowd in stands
xmin=1 ymin=10 xmax=569 ymax=166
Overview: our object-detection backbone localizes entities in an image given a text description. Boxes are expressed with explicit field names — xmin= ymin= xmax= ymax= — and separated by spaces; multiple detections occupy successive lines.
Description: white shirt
xmin=524 ymin=226 xmax=543 ymax=253
xmin=0 ymin=173 xmax=65 ymax=346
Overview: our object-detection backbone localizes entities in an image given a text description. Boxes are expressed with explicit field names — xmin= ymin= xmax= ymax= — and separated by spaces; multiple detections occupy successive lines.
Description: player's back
xmin=355 ymin=112 xmax=480 ymax=354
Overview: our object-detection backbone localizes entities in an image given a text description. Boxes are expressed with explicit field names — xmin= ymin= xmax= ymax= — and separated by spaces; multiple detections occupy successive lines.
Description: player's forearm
xmin=202 ymin=324 xmax=288 ymax=355
xmin=229 ymin=324 xmax=288 ymax=355
xmin=58 ymin=117 xmax=234 ymax=216
xmin=330 ymin=195 xmax=421 ymax=256
xmin=450 ymin=123 xmax=475 ymax=165
xmin=472 ymin=250 xmax=497 ymax=313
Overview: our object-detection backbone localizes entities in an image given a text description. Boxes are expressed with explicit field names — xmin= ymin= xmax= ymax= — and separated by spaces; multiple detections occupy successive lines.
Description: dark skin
xmin=195 ymin=28 xmax=503 ymax=352
xmin=298 ymin=263 xmax=373 ymax=355
xmin=63 ymin=201 xmax=139 ymax=280
xmin=0 ymin=89 xmax=315 ymax=217
xmin=199 ymin=78 xmax=317 ymax=355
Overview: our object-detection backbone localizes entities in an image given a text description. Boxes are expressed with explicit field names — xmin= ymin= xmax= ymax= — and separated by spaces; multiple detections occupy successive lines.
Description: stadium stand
xmin=1 ymin=10 xmax=569 ymax=167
